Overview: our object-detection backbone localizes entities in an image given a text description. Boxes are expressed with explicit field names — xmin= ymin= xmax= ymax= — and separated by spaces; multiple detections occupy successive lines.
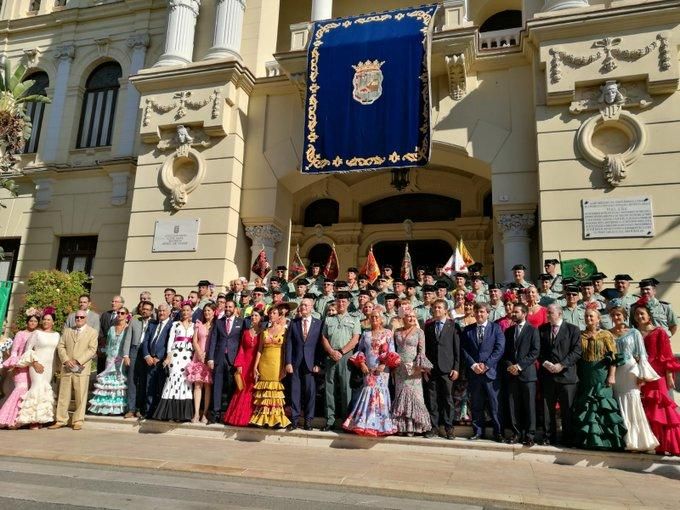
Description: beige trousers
xmin=55 ymin=373 xmax=90 ymax=425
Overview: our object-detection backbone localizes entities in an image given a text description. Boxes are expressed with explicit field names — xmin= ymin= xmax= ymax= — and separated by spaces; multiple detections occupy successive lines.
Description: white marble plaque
xmin=582 ymin=197 xmax=654 ymax=238
xmin=153 ymin=219 xmax=200 ymax=252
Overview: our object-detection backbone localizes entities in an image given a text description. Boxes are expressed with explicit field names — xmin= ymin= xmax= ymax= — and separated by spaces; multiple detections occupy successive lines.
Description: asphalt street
xmin=0 ymin=456 xmax=497 ymax=510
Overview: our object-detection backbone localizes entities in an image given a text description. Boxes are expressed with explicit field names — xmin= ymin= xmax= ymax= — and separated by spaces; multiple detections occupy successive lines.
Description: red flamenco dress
xmin=224 ymin=328 xmax=259 ymax=426
xmin=640 ymin=327 xmax=680 ymax=455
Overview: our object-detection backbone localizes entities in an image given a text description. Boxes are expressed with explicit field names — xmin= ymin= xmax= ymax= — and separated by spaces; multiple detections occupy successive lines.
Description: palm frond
xmin=16 ymin=94 xmax=51 ymax=104
xmin=8 ymin=62 xmax=26 ymax=92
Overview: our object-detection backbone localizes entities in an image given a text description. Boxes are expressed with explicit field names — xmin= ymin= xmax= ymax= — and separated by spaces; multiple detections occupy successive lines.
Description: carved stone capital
xmin=169 ymin=0 xmax=201 ymax=16
xmin=245 ymin=224 xmax=284 ymax=247
xmin=54 ymin=44 xmax=75 ymax=62
xmin=23 ymin=48 xmax=38 ymax=65
xmin=127 ymin=34 xmax=150 ymax=50
xmin=497 ymin=213 xmax=535 ymax=235
xmin=445 ymin=53 xmax=466 ymax=100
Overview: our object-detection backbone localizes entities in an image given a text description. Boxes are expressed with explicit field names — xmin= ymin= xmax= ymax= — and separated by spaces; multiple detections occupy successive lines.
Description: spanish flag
xmin=360 ymin=246 xmax=381 ymax=284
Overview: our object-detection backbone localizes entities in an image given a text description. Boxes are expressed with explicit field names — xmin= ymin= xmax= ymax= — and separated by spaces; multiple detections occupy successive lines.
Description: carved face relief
xmin=603 ymin=83 xmax=619 ymax=105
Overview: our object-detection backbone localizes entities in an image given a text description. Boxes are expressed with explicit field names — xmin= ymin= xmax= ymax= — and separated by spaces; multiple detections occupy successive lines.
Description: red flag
xmin=323 ymin=244 xmax=339 ymax=281
xmin=288 ymin=245 xmax=307 ymax=282
xmin=360 ymin=246 xmax=381 ymax=284
xmin=401 ymin=244 xmax=414 ymax=280
xmin=251 ymin=247 xmax=271 ymax=278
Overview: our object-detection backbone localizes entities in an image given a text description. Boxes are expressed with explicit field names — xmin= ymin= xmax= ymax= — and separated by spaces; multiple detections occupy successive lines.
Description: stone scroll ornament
xmin=158 ymin=125 xmax=211 ymax=210
xmin=570 ymin=81 xmax=651 ymax=187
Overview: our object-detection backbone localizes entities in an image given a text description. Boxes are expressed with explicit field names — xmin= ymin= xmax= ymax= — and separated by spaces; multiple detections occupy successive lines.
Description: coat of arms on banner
xmin=352 ymin=60 xmax=385 ymax=105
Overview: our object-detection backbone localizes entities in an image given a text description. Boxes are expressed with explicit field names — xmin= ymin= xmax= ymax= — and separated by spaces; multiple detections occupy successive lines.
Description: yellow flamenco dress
xmin=249 ymin=329 xmax=291 ymax=428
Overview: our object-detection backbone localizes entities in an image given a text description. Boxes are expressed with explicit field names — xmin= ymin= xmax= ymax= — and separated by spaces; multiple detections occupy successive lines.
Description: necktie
xmin=515 ymin=324 xmax=521 ymax=340
xmin=478 ymin=325 xmax=485 ymax=343
xmin=303 ymin=318 xmax=309 ymax=340
xmin=551 ymin=324 xmax=559 ymax=343
xmin=151 ymin=321 xmax=163 ymax=348
xmin=435 ymin=321 xmax=443 ymax=336
xmin=225 ymin=317 xmax=232 ymax=335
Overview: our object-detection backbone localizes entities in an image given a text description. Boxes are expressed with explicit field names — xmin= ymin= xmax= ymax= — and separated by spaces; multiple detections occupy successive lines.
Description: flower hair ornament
xmin=180 ymin=300 xmax=193 ymax=308
xmin=502 ymin=291 xmax=516 ymax=303
xmin=398 ymin=304 xmax=414 ymax=318
xmin=25 ymin=307 xmax=40 ymax=318
xmin=42 ymin=306 xmax=56 ymax=318
xmin=464 ymin=292 xmax=476 ymax=303
xmin=634 ymin=295 xmax=651 ymax=310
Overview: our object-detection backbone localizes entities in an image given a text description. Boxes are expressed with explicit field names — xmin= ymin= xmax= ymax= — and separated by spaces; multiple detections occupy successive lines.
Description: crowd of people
xmin=0 ymin=260 xmax=679 ymax=457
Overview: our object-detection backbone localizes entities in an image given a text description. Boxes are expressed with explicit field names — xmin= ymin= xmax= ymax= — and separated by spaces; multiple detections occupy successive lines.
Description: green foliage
xmin=15 ymin=270 xmax=89 ymax=332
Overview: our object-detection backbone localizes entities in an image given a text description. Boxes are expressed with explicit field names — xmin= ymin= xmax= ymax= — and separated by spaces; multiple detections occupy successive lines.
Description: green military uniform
xmin=473 ymin=289 xmax=489 ymax=303
xmin=549 ymin=274 xmax=563 ymax=294
xmin=315 ymin=294 xmax=335 ymax=316
xmin=322 ymin=313 xmax=361 ymax=428
xmin=488 ymin=302 xmax=505 ymax=322
xmin=288 ymin=295 xmax=305 ymax=308
xmin=538 ymin=292 xmax=559 ymax=307
xmin=415 ymin=303 xmax=432 ymax=328
xmin=562 ymin=305 xmax=585 ymax=330
xmin=647 ymin=298 xmax=678 ymax=337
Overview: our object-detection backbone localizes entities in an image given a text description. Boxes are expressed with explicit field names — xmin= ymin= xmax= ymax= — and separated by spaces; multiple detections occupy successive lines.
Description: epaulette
xmin=660 ymin=300 xmax=671 ymax=305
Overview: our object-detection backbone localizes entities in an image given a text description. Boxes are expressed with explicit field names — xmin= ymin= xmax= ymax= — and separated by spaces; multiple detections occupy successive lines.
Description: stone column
xmin=497 ymin=212 xmax=535 ymax=282
xmin=116 ymin=34 xmax=150 ymax=157
xmin=311 ymin=0 xmax=332 ymax=21
xmin=155 ymin=0 xmax=201 ymax=67
xmin=542 ymin=0 xmax=589 ymax=11
xmin=41 ymin=44 xmax=74 ymax=163
xmin=245 ymin=224 xmax=283 ymax=280
xmin=203 ymin=0 xmax=245 ymax=60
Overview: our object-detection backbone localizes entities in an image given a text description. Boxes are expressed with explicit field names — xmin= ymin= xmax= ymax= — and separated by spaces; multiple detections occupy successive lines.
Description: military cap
xmin=639 ymin=278 xmax=660 ymax=288
xmin=378 ymin=275 xmax=388 ymax=281
xmin=269 ymin=276 xmax=281 ymax=283
xmin=272 ymin=289 xmax=284 ymax=295
xmin=311 ymin=262 xmax=322 ymax=268
xmin=253 ymin=287 xmax=267 ymax=294
xmin=468 ymin=262 xmax=484 ymax=273
xmin=384 ymin=293 xmax=398 ymax=301
xmin=601 ymin=288 xmax=620 ymax=300
xmin=562 ymin=277 xmax=578 ymax=286
xmin=358 ymin=273 xmax=369 ymax=281
xmin=564 ymin=285 xmax=580 ymax=294
xmin=422 ymin=284 xmax=437 ymax=293
xmin=416 ymin=266 xmax=427 ymax=272
xmin=434 ymin=280 xmax=450 ymax=289
xmin=323 ymin=278 xmax=335 ymax=285
xmin=579 ymin=279 xmax=594 ymax=287
xmin=275 ymin=265 xmax=287 ymax=271
xmin=470 ymin=275 xmax=484 ymax=282
xmin=197 ymin=280 xmax=211 ymax=287
xmin=303 ymin=292 xmax=317 ymax=299
xmin=591 ymin=272 xmax=607 ymax=280
xmin=296 ymin=278 xmax=309 ymax=286
xmin=333 ymin=280 xmax=347 ymax=287
xmin=404 ymin=279 xmax=418 ymax=288
xmin=383 ymin=264 xmax=393 ymax=270
xmin=392 ymin=278 xmax=404 ymax=285
xmin=335 ymin=291 xmax=352 ymax=300
xmin=241 ymin=289 xmax=252 ymax=297
xmin=544 ymin=259 xmax=559 ymax=266
xmin=512 ymin=264 xmax=527 ymax=271
xmin=347 ymin=267 xmax=359 ymax=274
xmin=537 ymin=273 xmax=552 ymax=281
xmin=506 ymin=283 xmax=522 ymax=290
xmin=454 ymin=272 xmax=467 ymax=279
xmin=488 ymin=283 xmax=501 ymax=291
xmin=614 ymin=274 xmax=633 ymax=281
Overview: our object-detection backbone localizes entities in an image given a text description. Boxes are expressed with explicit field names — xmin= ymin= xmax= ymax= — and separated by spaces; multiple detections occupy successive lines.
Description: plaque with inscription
xmin=582 ymin=197 xmax=654 ymax=239
xmin=153 ymin=219 xmax=200 ymax=252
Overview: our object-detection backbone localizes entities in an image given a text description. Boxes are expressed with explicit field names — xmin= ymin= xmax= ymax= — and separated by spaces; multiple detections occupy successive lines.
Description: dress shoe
xmin=539 ymin=438 xmax=551 ymax=446
xmin=468 ymin=434 xmax=482 ymax=441
xmin=47 ymin=423 xmax=65 ymax=430
xmin=304 ymin=422 xmax=313 ymax=431
xmin=493 ymin=434 xmax=504 ymax=443
xmin=445 ymin=429 xmax=456 ymax=440
xmin=424 ymin=430 xmax=438 ymax=439
xmin=506 ymin=435 xmax=519 ymax=444
xmin=321 ymin=424 xmax=334 ymax=432
xmin=123 ymin=412 xmax=136 ymax=419
xmin=286 ymin=424 xmax=298 ymax=431
xmin=524 ymin=439 xmax=535 ymax=447
xmin=72 ymin=423 xmax=82 ymax=431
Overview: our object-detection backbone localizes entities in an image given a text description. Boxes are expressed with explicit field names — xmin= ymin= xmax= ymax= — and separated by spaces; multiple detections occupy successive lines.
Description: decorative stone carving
xmin=54 ymin=44 xmax=75 ymax=61
xmin=245 ymin=224 xmax=284 ymax=247
xmin=142 ymin=90 xmax=221 ymax=126
xmin=549 ymin=34 xmax=671 ymax=84
xmin=497 ymin=213 xmax=535 ymax=234
xmin=94 ymin=37 xmax=111 ymax=56
xmin=445 ymin=53 xmax=466 ymax=100
xmin=109 ymin=171 xmax=129 ymax=206
xmin=158 ymin=126 xmax=209 ymax=211
xmin=23 ymin=49 xmax=38 ymax=65
xmin=571 ymin=81 xmax=649 ymax=187
xmin=127 ymin=34 xmax=150 ymax=50
xmin=33 ymin=178 xmax=55 ymax=211
xmin=403 ymin=219 xmax=414 ymax=239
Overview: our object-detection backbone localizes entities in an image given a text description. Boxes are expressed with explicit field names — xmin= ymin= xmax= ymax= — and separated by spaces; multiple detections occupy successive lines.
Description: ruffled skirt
xmin=343 ymin=372 xmax=396 ymax=437
xmin=88 ymin=369 xmax=127 ymax=416
xmin=249 ymin=380 xmax=290 ymax=428
xmin=224 ymin=382 xmax=254 ymax=426
xmin=641 ymin=377 xmax=680 ymax=455
xmin=392 ymin=366 xmax=431 ymax=434
xmin=572 ymin=360 xmax=627 ymax=451
xmin=17 ymin=382 xmax=55 ymax=425
xmin=0 ymin=369 xmax=29 ymax=427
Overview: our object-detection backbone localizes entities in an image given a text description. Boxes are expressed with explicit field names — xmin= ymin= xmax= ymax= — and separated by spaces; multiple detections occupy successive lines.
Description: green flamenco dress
xmin=571 ymin=330 xmax=627 ymax=451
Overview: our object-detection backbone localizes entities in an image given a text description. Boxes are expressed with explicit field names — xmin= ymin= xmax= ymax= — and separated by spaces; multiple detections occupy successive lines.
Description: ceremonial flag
xmin=561 ymin=258 xmax=598 ymax=281
xmin=251 ymin=247 xmax=271 ymax=278
xmin=400 ymin=244 xmax=414 ymax=280
xmin=443 ymin=238 xmax=475 ymax=275
xmin=0 ymin=281 xmax=12 ymax=331
xmin=302 ymin=5 xmax=438 ymax=174
xmin=360 ymin=246 xmax=381 ymax=284
xmin=323 ymin=244 xmax=339 ymax=281
xmin=288 ymin=245 xmax=307 ymax=283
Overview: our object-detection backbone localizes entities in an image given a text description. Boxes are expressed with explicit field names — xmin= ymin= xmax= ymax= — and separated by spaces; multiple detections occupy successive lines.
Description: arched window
xmin=76 ymin=62 xmax=122 ymax=148
xmin=479 ymin=10 xmax=522 ymax=49
xmin=480 ymin=10 xmax=522 ymax=32
xmin=307 ymin=243 xmax=332 ymax=267
xmin=361 ymin=194 xmax=461 ymax=225
xmin=304 ymin=199 xmax=339 ymax=227
xmin=22 ymin=71 xmax=49 ymax=154
xmin=483 ymin=192 xmax=493 ymax=218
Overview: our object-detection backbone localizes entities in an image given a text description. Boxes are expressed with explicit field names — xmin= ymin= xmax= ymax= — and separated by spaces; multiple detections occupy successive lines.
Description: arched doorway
xmin=307 ymin=243 xmax=332 ymax=267
xmin=373 ymin=240 xmax=453 ymax=273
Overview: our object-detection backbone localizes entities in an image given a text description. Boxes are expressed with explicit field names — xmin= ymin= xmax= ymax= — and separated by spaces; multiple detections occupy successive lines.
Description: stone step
xmin=85 ymin=415 xmax=680 ymax=480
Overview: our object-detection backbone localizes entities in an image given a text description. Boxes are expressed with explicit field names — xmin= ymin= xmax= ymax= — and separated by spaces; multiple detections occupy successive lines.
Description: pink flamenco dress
xmin=223 ymin=328 xmax=259 ymax=426
xmin=0 ymin=331 xmax=32 ymax=428
xmin=185 ymin=321 xmax=213 ymax=385
xmin=640 ymin=327 xmax=680 ymax=456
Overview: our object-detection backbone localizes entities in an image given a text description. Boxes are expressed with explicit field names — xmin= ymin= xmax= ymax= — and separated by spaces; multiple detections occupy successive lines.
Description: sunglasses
xmin=117 ymin=311 xmax=128 ymax=315
xmin=75 ymin=315 xmax=86 ymax=319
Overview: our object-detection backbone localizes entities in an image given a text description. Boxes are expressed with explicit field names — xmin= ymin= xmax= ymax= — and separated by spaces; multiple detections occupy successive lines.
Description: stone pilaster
xmin=41 ymin=44 xmax=74 ymax=163
xmin=116 ymin=34 xmax=150 ymax=156
xmin=496 ymin=212 xmax=535 ymax=282
xmin=155 ymin=0 xmax=201 ymax=67
xmin=203 ymin=0 xmax=245 ymax=61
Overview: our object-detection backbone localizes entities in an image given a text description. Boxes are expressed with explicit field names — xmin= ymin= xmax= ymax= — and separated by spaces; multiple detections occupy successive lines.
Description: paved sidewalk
xmin=0 ymin=428 xmax=677 ymax=509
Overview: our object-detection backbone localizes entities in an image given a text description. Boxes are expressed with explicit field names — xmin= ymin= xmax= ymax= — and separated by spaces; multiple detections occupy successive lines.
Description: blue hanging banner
xmin=302 ymin=5 xmax=438 ymax=174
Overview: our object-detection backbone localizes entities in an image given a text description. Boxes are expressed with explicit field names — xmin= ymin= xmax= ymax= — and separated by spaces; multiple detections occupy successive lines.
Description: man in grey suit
xmin=122 ymin=300 xmax=154 ymax=418
xmin=65 ymin=294 xmax=100 ymax=333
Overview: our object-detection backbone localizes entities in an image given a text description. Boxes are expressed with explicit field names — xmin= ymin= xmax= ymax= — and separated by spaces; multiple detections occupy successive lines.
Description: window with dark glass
xmin=21 ymin=71 xmax=49 ymax=154
xmin=76 ymin=62 xmax=122 ymax=148
xmin=307 ymin=243 xmax=332 ymax=267
xmin=361 ymin=194 xmax=461 ymax=225
xmin=0 ymin=238 xmax=21 ymax=283
xmin=56 ymin=236 xmax=98 ymax=276
xmin=303 ymin=199 xmax=339 ymax=227
xmin=28 ymin=0 xmax=41 ymax=12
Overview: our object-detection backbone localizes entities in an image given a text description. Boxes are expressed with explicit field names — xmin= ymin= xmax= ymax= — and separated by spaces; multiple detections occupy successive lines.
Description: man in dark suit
xmin=140 ymin=303 xmax=173 ymax=418
xmin=207 ymin=299 xmax=243 ymax=423
xmin=285 ymin=297 xmax=323 ymax=430
xmin=503 ymin=302 xmax=540 ymax=446
xmin=538 ymin=303 xmax=582 ymax=446
xmin=423 ymin=299 xmax=460 ymax=439
xmin=462 ymin=302 xmax=505 ymax=441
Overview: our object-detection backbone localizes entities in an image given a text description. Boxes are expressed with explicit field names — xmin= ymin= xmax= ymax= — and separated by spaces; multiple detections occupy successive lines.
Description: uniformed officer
xmin=470 ymin=275 xmax=489 ymax=303
xmin=320 ymin=291 xmax=361 ymax=430
xmin=382 ymin=293 xmax=399 ymax=327
xmin=452 ymin=272 xmax=469 ymax=293
xmin=487 ymin=284 xmax=505 ymax=322
xmin=315 ymin=279 xmax=335 ymax=317
xmin=591 ymin=272 xmax=608 ymax=303
xmin=346 ymin=267 xmax=359 ymax=292
xmin=562 ymin=285 xmax=585 ymax=330
xmin=416 ymin=284 xmax=436 ymax=326
xmin=638 ymin=278 xmax=678 ymax=336
xmin=274 ymin=265 xmax=291 ymax=295
xmin=392 ymin=278 xmax=406 ymax=299
xmin=512 ymin=264 xmax=531 ymax=289
xmin=579 ymin=279 xmax=611 ymax=329
xmin=543 ymin=259 xmax=563 ymax=294
xmin=537 ymin=273 xmax=559 ymax=307
xmin=289 ymin=279 xmax=309 ymax=307
xmin=382 ymin=265 xmax=395 ymax=291
xmin=468 ymin=263 xmax=489 ymax=292
xmin=435 ymin=264 xmax=454 ymax=290
xmin=404 ymin=279 xmax=422 ymax=307
xmin=434 ymin=280 xmax=454 ymax=309
xmin=607 ymin=274 xmax=637 ymax=322
xmin=306 ymin=263 xmax=323 ymax=296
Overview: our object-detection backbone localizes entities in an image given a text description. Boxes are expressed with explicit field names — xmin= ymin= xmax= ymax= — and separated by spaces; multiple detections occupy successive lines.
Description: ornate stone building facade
xmin=1 ymin=0 xmax=679 ymax=348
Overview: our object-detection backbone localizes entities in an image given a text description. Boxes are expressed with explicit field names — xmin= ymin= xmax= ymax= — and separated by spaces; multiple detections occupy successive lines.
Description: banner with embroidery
xmin=302 ymin=5 xmax=438 ymax=174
